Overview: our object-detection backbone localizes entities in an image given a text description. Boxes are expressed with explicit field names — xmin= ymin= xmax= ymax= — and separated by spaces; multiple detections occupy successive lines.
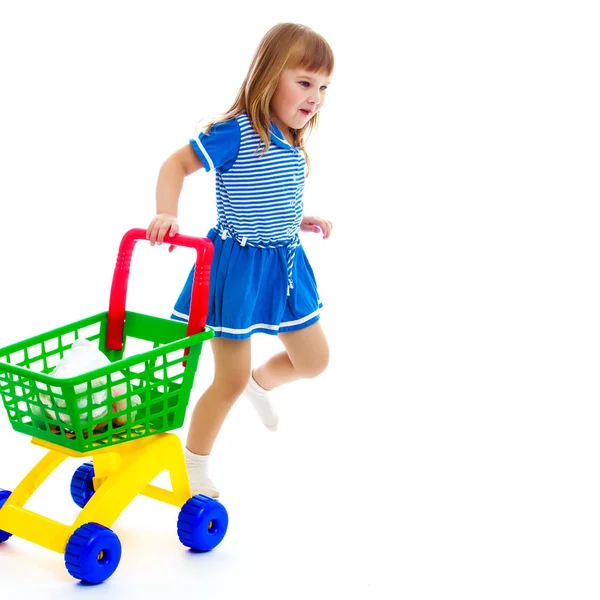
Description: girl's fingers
xmin=147 ymin=223 xmax=159 ymax=245
xmin=147 ymin=216 xmax=179 ymax=247
xmin=158 ymin=221 xmax=175 ymax=243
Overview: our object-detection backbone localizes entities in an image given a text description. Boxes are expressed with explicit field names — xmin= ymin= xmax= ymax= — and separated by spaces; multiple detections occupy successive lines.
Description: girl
xmin=146 ymin=23 xmax=334 ymax=498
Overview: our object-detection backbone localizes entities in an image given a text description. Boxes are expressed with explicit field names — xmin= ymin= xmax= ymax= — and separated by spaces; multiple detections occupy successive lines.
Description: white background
xmin=0 ymin=1 xmax=599 ymax=598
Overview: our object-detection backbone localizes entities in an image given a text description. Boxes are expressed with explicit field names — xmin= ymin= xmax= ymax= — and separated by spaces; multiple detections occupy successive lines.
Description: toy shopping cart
xmin=0 ymin=228 xmax=227 ymax=584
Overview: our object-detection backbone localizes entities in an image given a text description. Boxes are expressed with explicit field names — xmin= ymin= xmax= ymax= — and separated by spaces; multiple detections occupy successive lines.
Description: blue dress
xmin=171 ymin=113 xmax=322 ymax=340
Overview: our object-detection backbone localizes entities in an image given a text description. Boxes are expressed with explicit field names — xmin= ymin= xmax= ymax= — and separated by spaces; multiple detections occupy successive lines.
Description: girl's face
xmin=270 ymin=67 xmax=331 ymax=135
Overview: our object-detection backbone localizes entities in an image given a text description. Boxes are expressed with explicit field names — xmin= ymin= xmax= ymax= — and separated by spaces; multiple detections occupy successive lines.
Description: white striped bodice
xmin=215 ymin=113 xmax=306 ymax=245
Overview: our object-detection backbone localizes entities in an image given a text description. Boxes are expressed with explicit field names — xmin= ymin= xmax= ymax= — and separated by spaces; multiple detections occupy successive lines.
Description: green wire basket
xmin=0 ymin=228 xmax=214 ymax=453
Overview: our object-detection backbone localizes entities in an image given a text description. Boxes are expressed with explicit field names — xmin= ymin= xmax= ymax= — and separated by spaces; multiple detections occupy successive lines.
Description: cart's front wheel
xmin=65 ymin=522 xmax=121 ymax=584
xmin=70 ymin=462 xmax=96 ymax=508
xmin=177 ymin=494 xmax=228 ymax=552
xmin=0 ymin=489 xmax=13 ymax=543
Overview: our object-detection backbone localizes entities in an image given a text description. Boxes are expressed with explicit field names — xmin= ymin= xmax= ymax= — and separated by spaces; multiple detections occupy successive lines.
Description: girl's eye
xmin=299 ymin=81 xmax=328 ymax=91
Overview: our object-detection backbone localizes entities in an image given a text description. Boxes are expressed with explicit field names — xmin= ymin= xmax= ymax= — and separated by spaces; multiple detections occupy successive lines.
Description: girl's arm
xmin=147 ymin=144 xmax=204 ymax=245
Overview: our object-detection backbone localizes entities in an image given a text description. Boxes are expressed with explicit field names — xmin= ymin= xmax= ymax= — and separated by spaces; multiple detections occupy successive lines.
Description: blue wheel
xmin=71 ymin=462 xmax=95 ymax=508
xmin=177 ymin=494 xmax=228 ymax=552
xmin=65 ymin=522 xmax=121 ymax=584
xmin=0 ymin=489 xmax=13 ymax=543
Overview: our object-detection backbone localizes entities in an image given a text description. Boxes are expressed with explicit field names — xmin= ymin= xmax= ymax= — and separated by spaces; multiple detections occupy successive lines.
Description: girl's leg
xmin=255 ymin=321 xmax=330 ymax=389
xmin=185 ymin=337 xmax=251 ymax=496
xmin=245 ymin=322 xmax=329 ymax=430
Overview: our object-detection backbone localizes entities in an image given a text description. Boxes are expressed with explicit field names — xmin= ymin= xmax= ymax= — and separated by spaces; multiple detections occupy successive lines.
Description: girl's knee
xmin=212 ymin=369 xmax=250 ymax=401
xmin=294 ymin=348 xmax=329 ymax=379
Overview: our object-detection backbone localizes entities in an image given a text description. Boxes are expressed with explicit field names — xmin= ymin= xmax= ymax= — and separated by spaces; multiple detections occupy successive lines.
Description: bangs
xmin=286 ymin=33 xmax=334 ymax=75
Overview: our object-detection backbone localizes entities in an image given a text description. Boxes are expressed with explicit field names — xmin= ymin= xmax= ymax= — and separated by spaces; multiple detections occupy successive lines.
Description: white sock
xmin=184 ymin=448 xmax=220 ymax=498
xmin=244 ymin=371 xmax=279 ymax=431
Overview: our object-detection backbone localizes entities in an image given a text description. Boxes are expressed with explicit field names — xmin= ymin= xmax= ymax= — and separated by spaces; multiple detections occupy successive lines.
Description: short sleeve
xmin=189 ymin=118 xmax=241 ymax=174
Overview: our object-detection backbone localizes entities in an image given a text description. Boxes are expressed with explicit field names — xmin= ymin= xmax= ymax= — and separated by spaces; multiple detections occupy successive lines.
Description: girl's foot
xmin=185 ymin=448 xmax=220 ymax=498
xmin=244 ymin=372 xmax=279 ymax=431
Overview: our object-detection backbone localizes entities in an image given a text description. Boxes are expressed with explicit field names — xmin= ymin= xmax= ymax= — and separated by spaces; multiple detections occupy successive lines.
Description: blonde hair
xmin=203 ymin=22 xmax=334 ymax=176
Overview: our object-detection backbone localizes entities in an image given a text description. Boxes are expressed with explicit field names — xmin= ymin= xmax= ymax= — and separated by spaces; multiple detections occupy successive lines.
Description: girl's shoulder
xmin=234 ymin=112 xmax=257 ymax=135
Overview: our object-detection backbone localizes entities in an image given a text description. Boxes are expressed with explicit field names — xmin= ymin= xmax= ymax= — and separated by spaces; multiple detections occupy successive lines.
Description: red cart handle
xmin=106 ymin=228 xmax=214 ymax=351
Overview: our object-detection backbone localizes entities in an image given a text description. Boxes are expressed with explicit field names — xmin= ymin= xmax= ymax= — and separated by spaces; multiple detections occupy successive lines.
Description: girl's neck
xmin=271 ymin=116 xmax=297 ymax=146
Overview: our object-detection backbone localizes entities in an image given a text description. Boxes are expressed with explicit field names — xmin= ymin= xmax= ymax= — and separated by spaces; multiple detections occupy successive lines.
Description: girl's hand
xmin=147 ymin=213 xmax=179 ymax=252
xmin=300 ymin=215 xmax=333 ymax=239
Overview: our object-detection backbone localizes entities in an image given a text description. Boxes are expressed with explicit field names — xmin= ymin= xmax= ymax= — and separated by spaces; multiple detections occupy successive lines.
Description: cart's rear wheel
xmin=70 ymin=462 xmax=96 ymax=508
xmin=177 ymin=494 xmax=228 ymax=552
xmin=0 ymin=489 xmax=13 ymax=543
xmin=65 ymin=522 xmax=121 ymax=584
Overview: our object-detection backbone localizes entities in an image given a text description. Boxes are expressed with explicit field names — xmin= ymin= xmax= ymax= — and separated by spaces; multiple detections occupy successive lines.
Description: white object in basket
xmin=33 ymin=339 xmax=140 ymax=428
